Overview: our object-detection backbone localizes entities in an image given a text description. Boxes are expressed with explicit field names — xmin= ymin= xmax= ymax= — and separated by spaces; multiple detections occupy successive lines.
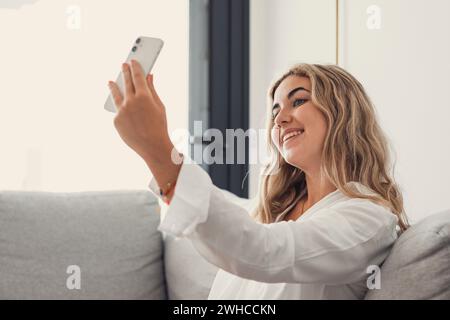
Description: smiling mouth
xmin=282 ymin=129 xmax=304 ymax=144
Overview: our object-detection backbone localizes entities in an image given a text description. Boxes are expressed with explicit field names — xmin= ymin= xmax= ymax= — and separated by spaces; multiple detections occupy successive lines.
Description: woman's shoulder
xmin=327 ymin=182 xmax=399 ymax=229
xmin=343 ymin=181 xmax=378 ymax=196
xmin=335 ymin=181 xmax=389 ymax=207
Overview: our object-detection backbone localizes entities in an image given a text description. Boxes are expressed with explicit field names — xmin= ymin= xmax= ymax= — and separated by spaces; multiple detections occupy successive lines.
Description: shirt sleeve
xmin=148 ymin=156 xmax=399 ymax=285
xmin=148 ymin=158 xmax=213 ymax=237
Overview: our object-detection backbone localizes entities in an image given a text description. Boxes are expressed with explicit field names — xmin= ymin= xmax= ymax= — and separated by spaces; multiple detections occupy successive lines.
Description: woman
xmin=108 ymin=61 xmax=409 ymax=299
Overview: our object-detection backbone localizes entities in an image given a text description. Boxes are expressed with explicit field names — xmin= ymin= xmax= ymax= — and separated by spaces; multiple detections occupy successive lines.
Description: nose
xmin=273 ymin=106 xmax=292 ymax=127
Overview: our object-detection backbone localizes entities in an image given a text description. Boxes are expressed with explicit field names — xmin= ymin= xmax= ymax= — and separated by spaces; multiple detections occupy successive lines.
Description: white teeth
xmin=283 ymin=130 xmax=304 ymax=143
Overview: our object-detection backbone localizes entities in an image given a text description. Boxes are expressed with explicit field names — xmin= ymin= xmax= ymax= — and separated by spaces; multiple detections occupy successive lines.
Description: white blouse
xmin=148 ymin=158 xmax=399 ymax=300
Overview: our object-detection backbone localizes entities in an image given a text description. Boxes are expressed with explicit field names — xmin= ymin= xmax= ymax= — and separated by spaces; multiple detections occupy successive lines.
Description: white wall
xmin=249 ymin=0 xmax=336 ymax=197
xmin=0 ymin=0 xmax=189 ymax=191
xmin=341 ymin=0 xmax=450 ymax=222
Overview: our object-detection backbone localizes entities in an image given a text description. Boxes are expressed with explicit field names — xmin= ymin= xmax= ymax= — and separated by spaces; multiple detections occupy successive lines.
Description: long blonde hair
xmin=252 ymin=64 xmax=409 ymax=232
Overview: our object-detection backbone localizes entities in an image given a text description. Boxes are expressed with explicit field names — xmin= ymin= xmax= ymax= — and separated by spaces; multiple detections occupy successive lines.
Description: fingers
xmin=122 ymin=63 xmax=135 ymax=98
xmin=130 ymin=60 xmax=148 ymax=94
xmin=110 ymin=61 xmax=161 ymax=111
xmin=108 ymin=81 xmax=124 ymax=108
xmin=146 ymin=74 xmax=163 ymax=105
xmin=146 ymin=74 xmax=152 ymax=91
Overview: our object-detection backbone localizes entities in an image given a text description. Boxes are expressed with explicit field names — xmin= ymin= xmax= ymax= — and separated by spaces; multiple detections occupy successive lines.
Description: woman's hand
xmin=108 ymin=60 xmax=172 ymax=164
xmin=108 ymin=60 xmax=183 ymax=197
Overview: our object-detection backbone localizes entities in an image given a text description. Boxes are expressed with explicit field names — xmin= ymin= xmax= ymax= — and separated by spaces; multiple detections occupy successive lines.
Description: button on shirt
xmin=148 ymin=157 xmax=399 ymax=300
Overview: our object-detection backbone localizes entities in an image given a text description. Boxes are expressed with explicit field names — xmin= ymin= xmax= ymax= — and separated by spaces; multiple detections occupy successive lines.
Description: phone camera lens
xmin=136 ymin=38 xmax=141 ymax=44
xmin=132 ymin=46 xmax=137 ymax=52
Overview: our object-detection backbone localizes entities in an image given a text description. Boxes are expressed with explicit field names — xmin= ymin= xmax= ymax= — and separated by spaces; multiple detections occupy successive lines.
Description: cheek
xmin=315 ymin=116 xmax=328 ymax=142
xmin=302 ymin=108 xmax=328 ymax=142
xmin=307 ymin=119 xmax=328 ymax=152
xmin=271 ymin=128 xmax=282 ymax=151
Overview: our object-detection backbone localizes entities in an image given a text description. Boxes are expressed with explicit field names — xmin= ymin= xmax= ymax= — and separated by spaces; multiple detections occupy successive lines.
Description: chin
xmin=282 ymin=147 xmax=305 ymax=168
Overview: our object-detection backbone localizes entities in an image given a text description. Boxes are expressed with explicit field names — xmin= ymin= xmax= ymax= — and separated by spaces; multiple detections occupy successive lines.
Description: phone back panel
xmin=105 ymin=37 xmax=164 ymax=113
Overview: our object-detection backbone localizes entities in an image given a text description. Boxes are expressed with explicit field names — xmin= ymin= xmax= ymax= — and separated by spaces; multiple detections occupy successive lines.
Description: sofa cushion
xmin=365 ymin=210 xmax=450 ymax=300
xmin=0 ymin=190 xmax=166 ymax=300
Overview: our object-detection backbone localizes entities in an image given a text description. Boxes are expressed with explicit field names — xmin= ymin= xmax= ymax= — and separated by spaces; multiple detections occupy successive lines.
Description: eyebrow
xmin=272 ymin=87 xmax=311 ymax=110
xmin=287 ymin=86 xmax=311 ymax=99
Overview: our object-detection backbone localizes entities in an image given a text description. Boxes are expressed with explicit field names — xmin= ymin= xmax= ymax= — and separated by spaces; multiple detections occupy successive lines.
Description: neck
xmin=303 ymin=168 xmax=337 ymax=210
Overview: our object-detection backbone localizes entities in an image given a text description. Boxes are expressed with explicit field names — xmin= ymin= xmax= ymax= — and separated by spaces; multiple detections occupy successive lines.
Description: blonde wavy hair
xmin=252 ymin=64 xmax=409 ymax=232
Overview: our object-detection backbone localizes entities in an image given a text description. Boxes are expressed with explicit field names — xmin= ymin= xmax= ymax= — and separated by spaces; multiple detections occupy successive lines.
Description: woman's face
xmin=271 ymin=75 xmax=328 ymax=172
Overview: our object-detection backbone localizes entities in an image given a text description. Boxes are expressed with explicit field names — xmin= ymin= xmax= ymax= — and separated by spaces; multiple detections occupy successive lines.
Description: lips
xmin=281 ymin=128 xmax=305 ymax=144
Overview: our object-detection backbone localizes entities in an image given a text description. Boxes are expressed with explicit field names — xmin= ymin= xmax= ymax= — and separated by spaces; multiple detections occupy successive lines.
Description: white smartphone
xmin=105 ymin=36 xmax=164 ymax=113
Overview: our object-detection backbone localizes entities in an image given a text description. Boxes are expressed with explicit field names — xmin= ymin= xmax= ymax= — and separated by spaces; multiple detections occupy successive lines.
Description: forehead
xmin=273 ymin=75 xmax=311 ymax=102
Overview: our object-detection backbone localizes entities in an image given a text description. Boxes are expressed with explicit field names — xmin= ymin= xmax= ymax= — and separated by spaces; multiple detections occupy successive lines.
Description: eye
xmin=271 ymin=107 xmax=280 ymax=120
xmin=293 ymin=98 xmax=308 ymax=107
xmin=271 ymin=111 xmax=278 ymax=120
xmin=271 ymin=98 xmax=308 ymax=121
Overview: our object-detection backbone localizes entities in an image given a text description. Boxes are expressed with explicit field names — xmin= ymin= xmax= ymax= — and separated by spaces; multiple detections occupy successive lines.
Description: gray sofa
xmin=0 ymin=190 xmax=449 ymax=300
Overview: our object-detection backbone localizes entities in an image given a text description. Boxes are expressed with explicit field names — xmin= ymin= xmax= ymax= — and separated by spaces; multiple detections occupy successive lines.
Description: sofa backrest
xmin=365 ymin=210 xmax=450 ymax=300
xmin=0 ymin=190 xmax=166 ymax=300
